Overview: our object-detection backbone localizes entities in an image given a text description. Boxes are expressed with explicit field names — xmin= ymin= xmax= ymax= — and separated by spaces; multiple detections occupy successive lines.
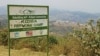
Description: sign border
xmin=8 ymin=5 xmax=49 ymax=56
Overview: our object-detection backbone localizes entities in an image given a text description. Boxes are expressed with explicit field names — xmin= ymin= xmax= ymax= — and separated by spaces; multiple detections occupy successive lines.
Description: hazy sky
xmin=1 ymin=0 xmax=100 ymax=13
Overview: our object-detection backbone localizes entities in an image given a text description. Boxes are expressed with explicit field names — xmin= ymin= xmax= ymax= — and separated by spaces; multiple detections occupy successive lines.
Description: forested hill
xmin=50 ymin=10 xmax=100 ymax=23
xmin=0 ymin=6 xmax=100 ymax=24
xmin=0 ymin=8 xmax=100 ymax=28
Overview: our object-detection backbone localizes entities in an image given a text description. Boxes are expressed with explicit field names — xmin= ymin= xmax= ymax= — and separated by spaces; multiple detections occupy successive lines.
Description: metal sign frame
xmin=8 ymin=5 xmax=49 ymax=56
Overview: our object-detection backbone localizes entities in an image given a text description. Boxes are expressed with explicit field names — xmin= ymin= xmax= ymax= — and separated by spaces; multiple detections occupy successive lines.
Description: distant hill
xmin=0 ymin=15 xmax=7 ymax=28
xmin=0 ymin=6 xmax=6 ymax=15
xmin=0 ymin=7 xmax=100 ymax=34
xmin=49 ymin=10 xmax=100 ymax=34
xmin=50 ymin=10 xmax=100 ymax=23
xmin=49 ymin=20 xmax=86 ymax=35
xmin=0 ymin=6 xmax=100 ymax=23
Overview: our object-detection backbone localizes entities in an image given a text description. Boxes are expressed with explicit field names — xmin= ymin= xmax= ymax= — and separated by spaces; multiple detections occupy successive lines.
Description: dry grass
xmin=0 ymin=46 xmax=48 ymax=56
xmin=0 ymin=46 xmax=8 ymax=56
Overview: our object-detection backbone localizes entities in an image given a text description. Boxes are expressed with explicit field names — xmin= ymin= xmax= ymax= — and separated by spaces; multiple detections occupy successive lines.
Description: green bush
xmin=10 ymin=37 xmax=48 ymax=52
xmin=0 ymin=29 xmax=8 ymax=46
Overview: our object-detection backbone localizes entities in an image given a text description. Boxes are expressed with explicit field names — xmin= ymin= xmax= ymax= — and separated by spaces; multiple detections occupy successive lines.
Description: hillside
xmin=49 ymin=20 xmax=86 ymax=35
xmin=50 ymin=10 xmax=100 ymax=23
xmin=0 ymin=9 xmax=100 ymax=34
xmin=0 ymin=7 xmax=6 ymax=15
xmin=0 ymin=8 xmax=100 ymax=23
xmin=0 ymin=15 xmax=7 ymax=28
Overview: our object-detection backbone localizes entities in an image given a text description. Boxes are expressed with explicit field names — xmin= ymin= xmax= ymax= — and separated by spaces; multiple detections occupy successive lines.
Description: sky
xmin=0 ymin=0 xmax=100 ymax=13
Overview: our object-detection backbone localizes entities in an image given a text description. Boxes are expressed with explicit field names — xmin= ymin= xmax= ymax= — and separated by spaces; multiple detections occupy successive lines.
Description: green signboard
xmin=8 ymin=5 xmax=49 ymax=56
xmin=8 ymin=5 xmax=49 ymax=38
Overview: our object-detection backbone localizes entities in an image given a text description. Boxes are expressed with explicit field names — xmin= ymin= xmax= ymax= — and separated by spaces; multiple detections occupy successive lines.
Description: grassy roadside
xmin=0 ymin=46 xmax=49 ymax=56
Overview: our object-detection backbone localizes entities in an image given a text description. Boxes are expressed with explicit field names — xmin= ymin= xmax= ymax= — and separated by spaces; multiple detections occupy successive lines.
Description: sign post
xmin=8 ymin=5 xmax=49 ymax=56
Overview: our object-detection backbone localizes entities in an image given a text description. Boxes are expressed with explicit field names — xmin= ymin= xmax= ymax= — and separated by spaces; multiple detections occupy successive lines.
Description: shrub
xmin=0 ymin=29 xmax=8 ymax=46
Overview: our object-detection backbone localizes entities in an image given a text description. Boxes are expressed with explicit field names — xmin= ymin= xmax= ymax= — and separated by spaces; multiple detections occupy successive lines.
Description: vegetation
xmin=0 ymin=19 xmax=100 ymax=56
